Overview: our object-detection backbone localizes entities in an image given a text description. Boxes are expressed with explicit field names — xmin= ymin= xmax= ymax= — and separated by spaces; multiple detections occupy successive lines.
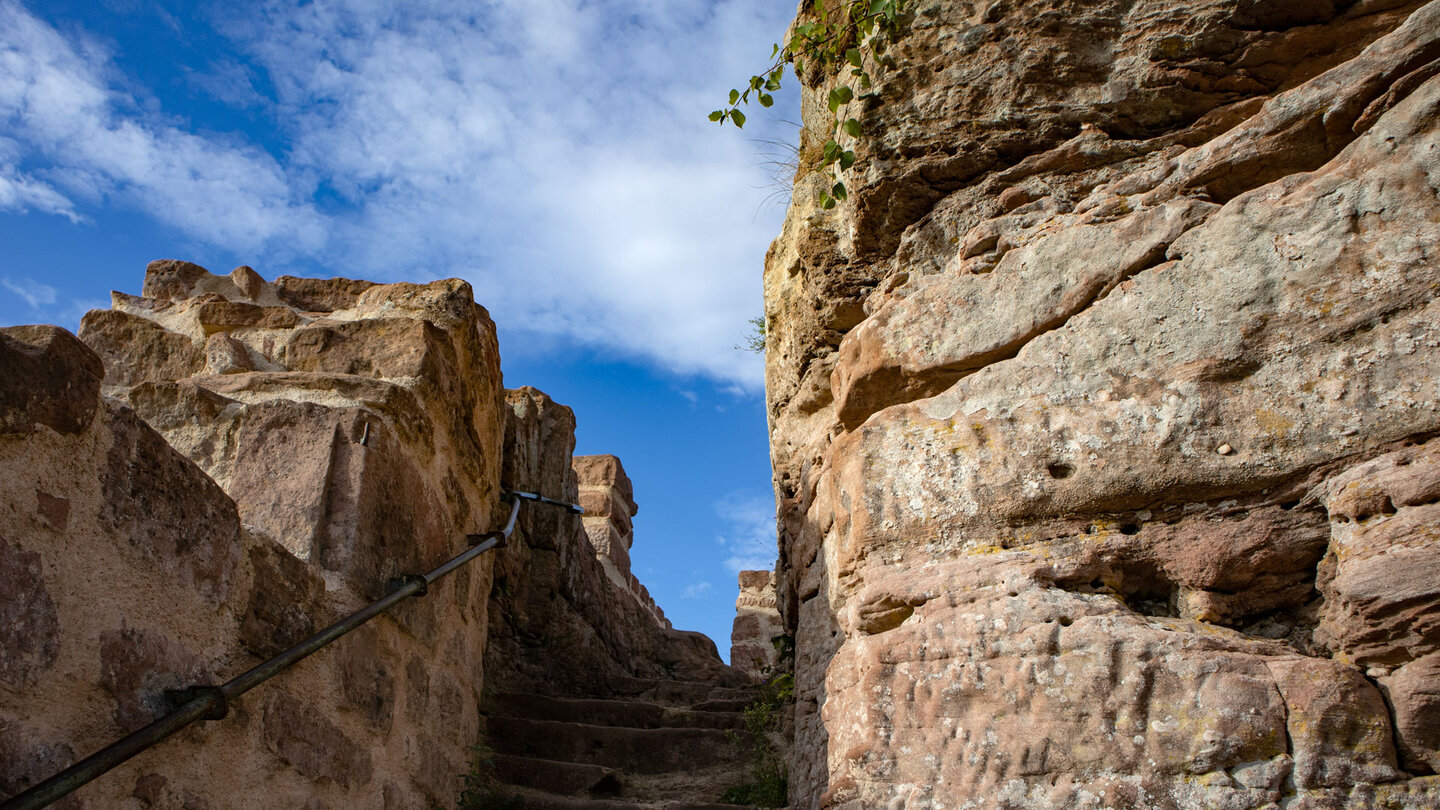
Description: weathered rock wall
xmin=486 ymin=389 xmax=740 ymax=698
xmin=0 ymin=260 xmax=733 ymax=808
xmin=765 ymin=0 xmax=1440 ymax=806
xmin=0 ymin=262 xmax=507 ymax=809
xmin=731 ymin=570 xmax=785 ymax=679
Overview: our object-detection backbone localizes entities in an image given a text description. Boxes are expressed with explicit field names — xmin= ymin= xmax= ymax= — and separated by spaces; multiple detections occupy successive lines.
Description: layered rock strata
xmin=730 ymin=570 xmax=785 ymax=679
xmin=575 ymin=454 xmax=671 ymax=629
xmin=764 ymin=0 xmax=1440 ymax=807
xmin=485 ymin=388 xmax=737 ymax=697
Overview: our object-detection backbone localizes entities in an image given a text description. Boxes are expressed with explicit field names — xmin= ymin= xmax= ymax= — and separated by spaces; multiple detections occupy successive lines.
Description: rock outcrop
xmin=485 ymin=388 xmax=739 ymax=697
xmin=0 ymin=263 xmax=506 ymax=808
xmin=0 ymin=261 xmax=744 ymax=808
xmin=764 ymin=0 xmax=1440 ymax=807
xmin=730 ymin=570 xmax=785 ymax=679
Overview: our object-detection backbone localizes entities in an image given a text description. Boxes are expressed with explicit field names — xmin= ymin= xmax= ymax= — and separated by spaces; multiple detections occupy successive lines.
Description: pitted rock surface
xmin=764 ymin=1 xmax=1440 ymax=806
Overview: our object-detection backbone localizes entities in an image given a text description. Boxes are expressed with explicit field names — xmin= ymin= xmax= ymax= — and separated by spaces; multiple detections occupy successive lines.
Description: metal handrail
xmin=1 ymin=491 xmax=582 ymax=810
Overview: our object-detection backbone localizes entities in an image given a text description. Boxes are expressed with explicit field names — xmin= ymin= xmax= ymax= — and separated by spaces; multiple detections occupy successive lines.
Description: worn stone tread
xmin=491 ymin=753 xmax=622 ymax=797
xmin=488 ymin=716 xmax=740 ymax=773
xmin=506 ymin=786 xmax=766 ymax=810
xmin=493 ymin=692 xmax=744 ymax=730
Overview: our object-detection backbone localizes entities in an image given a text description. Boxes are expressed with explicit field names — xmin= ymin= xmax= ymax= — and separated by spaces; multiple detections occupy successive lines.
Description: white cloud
xmin=682 ymin=581 xmax=715 ymax=599
xmin=0 ymin=165 xmax=76 ymax=220
xmin=0 ymin=1 xmax=326 ymax=250
xmin=714 ymin=490 xmax=778 ymax=574
xmin=2 ymin=276 xmax=56 ymax=309
xmin=0 ymin=0 xmax=797 ymax=387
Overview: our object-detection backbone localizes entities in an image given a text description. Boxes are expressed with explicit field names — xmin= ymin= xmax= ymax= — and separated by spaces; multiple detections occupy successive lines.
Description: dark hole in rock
xmin=1057 ymin=616 xmax=1073 ymax=627
xmin=1008 ymin=591 xmax=1019 ymax=597
xmin=1046 ymin=462 xmax=1074 ymax=479
xmin=1119 ymin=522 xmax=1141 ymax=535
xmin=590 ymin=773 xmax=622 ymax=797
xmin=1381 ymin=496 xmax=1398 ymax=516
xmin=1280 ymin=500 xmax=1300 ymax=510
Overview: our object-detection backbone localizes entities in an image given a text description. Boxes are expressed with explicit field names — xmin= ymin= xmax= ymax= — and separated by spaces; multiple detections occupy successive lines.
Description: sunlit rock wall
xmin=764 ymin=0 xmax=1440 ymax=806
xmin=0 ymin=263 xmax=507 ymax=809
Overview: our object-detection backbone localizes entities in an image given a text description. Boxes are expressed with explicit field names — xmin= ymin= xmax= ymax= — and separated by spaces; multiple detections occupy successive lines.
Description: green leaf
xmin=839 ymin=150 xmax=856 ymax=170
xmin=833 ymin=181 xmax=848 ymax=201
xmin=729 ymin=88 xmax=740 ymax=105
xmin=759 ymin=93 xmax=774 ymax=107
xmin=771 ymin=43 xmax=780 ymax=58
xmin=847 ymin=48 xmax=863 ymax=67
xmin=860 ymin=72 xmax=872 ymax=89
xmin=820 ymin=192 xmax=836 ymax=210
xmin=731 ymin=109 xmax=746 ymax=128
xmin=709 ymin=110 xmax=724 ymax=122
xmin=843 ymin=118 xmax=862 ymax=137
xmin=834 ymin=85 xmax=854 ymax=104
xmin=751 ymin=75 xmax=764 ymax=90
xmin=823 ymin=140 xmax=841 ymax=163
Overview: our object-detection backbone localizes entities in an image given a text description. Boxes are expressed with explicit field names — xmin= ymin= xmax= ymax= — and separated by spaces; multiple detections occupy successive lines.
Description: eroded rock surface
xmin=486 ymin=389 xmax=740 ymax=697
xmin=764 ymin=1 xmax=1440 ymax=806
xmin=731 ymin=570 xmax=784 ymax=679
xmin=1 ymin=261 xmax=740 ymax=808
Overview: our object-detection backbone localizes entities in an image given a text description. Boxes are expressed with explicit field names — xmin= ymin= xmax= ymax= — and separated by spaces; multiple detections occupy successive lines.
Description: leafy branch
xmin=710 ymin=0 xmax=907 ymax=209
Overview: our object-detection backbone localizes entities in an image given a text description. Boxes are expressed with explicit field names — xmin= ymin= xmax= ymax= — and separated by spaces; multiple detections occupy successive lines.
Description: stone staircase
xmin=484 ymin=677 xmax=766 ymax=809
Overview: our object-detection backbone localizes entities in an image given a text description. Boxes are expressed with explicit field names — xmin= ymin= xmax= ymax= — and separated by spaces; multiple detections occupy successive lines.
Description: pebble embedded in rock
xmin=1217 ymin=443 xmax=1234 ymax=456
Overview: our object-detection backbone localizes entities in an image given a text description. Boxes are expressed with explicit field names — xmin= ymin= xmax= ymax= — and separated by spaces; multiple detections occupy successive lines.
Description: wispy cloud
xmin=1 ymin=0 xmax=793 ymax=386
xmin=682 ymin=581 xmax=715 ymax=599
xmin=3 ymin=277 xmax=57 ymax=309
xmin=714 ymin=490 xmax=777 ymax=574
xmin=0 ymin=1 xmax=325 ymax=250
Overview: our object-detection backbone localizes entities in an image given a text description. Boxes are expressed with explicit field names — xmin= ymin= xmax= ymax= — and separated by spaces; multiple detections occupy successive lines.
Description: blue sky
xmin=0 ymin=0 xmax=799 ymax=657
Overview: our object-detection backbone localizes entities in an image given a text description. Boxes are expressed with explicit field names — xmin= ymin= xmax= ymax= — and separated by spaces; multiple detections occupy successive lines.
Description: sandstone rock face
xmin=764 ymin=1 xmax=1440 ymax=806
xmin=575 ymin=453 xmax=672 ymax=629
xmin=486 ymin=389 xmax=741 ymax=697
xmin=0 ymin=264 xmax=509 ymax=808
xmin=731 ymin=570 xmax=785 ymax=679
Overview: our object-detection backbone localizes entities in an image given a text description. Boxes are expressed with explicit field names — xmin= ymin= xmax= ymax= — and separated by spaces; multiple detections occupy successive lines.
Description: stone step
xmin=506 ymin=786 xmax=764 ymax=810
xmin=691 ymin=696 xmax=754 ymax=713
xmin=488 ymin=716 xmax=739 ymax=774
xmin=605 ymin=676 xmax=759 ymax=709
xmin=493 ymin=692 xmax=743 ymax=730
xmin=491 ymin=753 xmax=621 ymax=797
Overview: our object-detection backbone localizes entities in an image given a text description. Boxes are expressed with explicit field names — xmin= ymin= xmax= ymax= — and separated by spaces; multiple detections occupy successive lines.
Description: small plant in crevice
xmin=710 ymin=0 xmax=909 ymax=209
xmin=456 ymin=742 xmax=521 ymax=810
xmin=720 ymin=635 xmax=796 ymax=807
xmin=736 ymin=315 xmax=767 ymax=354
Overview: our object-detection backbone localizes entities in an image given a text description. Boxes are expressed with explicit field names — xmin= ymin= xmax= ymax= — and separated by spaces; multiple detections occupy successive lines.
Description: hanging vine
xmin=710 ymin=0 xmax=907 ymax=209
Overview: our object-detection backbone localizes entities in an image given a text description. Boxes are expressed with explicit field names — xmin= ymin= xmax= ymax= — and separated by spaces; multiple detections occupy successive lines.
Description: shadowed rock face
xmin=765 ymin=1 xmax=1440 ymax=806
xmin=486 ymin=389 xmax=742 ymax=697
